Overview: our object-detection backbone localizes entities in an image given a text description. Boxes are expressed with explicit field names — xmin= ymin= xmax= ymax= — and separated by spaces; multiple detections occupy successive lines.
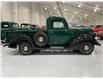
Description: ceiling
xmin=39 ymin=1 xmax=103 ymax=23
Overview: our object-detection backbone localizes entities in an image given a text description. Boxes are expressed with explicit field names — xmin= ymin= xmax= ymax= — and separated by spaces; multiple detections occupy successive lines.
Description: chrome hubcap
xmin=84 ymin=45 xmax=89 ymax=50
xmin=23 ymin=46 xmax=28 ymax=51
xmin=39 ymin=37 xmax=43 ymax=42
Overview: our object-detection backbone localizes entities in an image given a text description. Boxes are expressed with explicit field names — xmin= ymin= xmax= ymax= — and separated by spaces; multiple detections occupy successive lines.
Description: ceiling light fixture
xmin=63 ymin=1 xmax=66 ymax=4
xmin=84 ymin=14 xmax=88 ymax=18
xmin=94 ymin=9 xmax=97 ymax=13
xmin=96 ymin=5 xmax=99 ymax=7
xmin=54 ymin=6 xmax=57 ymax=10
xmin=93 ymin=5 xmax=100 ymax=13
xmin=78 ymin=3 xmax=83 ymax=8
xmin=78 ymin=4 xmax=81 ymax=8
xmin=64 ymin=9 xmax=67 ymax=11
xmin=44 ymin=8 xmax=47 ymax=10
xmin=80 ymin=17 xmax=82 ymax=20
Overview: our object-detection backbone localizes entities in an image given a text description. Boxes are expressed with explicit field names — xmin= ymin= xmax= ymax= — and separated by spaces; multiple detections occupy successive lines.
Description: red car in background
xmin=93 ymin=25 xmax=103 ymax=39
xmin=20 ymin=23 xmax=47 ymax=30
xmin=31 ymin=24 xmax=47 ymax=30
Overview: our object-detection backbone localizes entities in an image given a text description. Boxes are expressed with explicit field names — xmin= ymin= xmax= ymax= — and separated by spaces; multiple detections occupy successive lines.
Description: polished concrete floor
xmin=1 ymin=39 xmax=103 ymax=77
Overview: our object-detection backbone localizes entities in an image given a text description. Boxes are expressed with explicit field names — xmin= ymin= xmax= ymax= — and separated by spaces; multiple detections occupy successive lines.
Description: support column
xmin=31 ymin=2 xmax=40 ymax=25
xmin=1 ymin=2 xmax=14 ymax=21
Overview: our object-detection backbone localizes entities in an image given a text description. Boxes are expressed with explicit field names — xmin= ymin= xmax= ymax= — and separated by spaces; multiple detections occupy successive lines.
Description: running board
xmin=50 ymin=46 xmax=64 ymax=49
xmin=40 ymin=47 xmax=73 ymax=52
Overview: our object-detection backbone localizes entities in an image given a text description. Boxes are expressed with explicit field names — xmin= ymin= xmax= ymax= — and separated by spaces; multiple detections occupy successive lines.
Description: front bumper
xmin=92 ymin=38 xmax=101 ymax=46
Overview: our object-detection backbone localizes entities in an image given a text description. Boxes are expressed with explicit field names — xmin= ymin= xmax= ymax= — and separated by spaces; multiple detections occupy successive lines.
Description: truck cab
xmin=46 ymin=16 xmax=73 ymax=46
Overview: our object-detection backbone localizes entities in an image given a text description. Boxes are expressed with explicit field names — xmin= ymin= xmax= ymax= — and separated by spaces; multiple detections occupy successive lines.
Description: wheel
xmin=19 ymin=41 xmax=33 ymax=55
xmin=78 ymin=42 xmax=94 ymax=55
xmin=33 ymin=32 xmax=48 ymax=47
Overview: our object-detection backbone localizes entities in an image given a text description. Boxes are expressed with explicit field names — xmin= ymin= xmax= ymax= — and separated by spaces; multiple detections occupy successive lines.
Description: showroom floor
xmin=1 ymin=39 xmax=103 ymax=77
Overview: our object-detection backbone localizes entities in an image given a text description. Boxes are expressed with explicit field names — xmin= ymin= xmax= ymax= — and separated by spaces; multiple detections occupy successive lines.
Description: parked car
xmin=20 ymin=23 xmax=31 ymax=28
xmin=1 ymin=21 xmax=19 ymax=41
xmin=20 ymin=23 xmax=40 ymax=30
xmin=92 ymin=25 xmax=103 ymax=39
xmin=1 ymin=16 xmax=100 ymax=55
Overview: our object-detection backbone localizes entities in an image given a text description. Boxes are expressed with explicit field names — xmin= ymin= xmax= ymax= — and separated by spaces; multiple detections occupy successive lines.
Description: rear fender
xmin=8 ymin=35 xmax=34 ymax=48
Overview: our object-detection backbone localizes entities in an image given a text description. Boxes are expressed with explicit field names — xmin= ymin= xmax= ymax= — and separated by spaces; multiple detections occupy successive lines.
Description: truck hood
xmin=71 ymin=28 xmax=93 ymax=34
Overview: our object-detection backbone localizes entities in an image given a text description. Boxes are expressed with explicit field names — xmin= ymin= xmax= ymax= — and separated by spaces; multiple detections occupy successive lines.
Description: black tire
xmin=19 ymin=41 xmax=33 ymax=55
xmin=78 ymin=42 xmax=94 ymax=55
xmin=33 ymin=32 xmax=48 ymax=47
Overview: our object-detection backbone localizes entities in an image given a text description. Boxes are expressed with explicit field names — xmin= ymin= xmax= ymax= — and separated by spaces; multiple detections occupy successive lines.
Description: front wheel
xmin=19 ymin=41 xmax=33 ymax=55
xmin=78 ymin=42 xmax=94 ymax=55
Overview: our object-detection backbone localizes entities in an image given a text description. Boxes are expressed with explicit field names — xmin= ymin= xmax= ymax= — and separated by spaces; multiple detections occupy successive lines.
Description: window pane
xmin=3 ymin=24 xmax=9 ymax=28
xmin=53 ymin=22 xmax=64 ymax=28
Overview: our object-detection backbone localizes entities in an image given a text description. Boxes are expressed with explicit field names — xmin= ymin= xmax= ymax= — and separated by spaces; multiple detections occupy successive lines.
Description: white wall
xmin=87 ymin=16 xmax=103 ymax=25
xmin=1 ymin=2 xmax=103 ymax=26
xmin=16 ymin=2 xmax=31 ymax=24
xmin=1 ymin=2 xmax=46 ymax=26
xmin=1 ymin=2 xmax=14 ymax=21
xmin=94 ymin=17 xmax=103 ymax=25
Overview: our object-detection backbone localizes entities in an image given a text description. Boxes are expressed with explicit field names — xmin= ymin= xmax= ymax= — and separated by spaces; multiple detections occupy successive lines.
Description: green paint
xmin=1 ymin=16 xmax=93 ymax=47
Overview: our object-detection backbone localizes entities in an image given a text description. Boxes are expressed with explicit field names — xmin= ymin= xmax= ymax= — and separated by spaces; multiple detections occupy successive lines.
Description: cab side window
xmin=53 ymin=22 xmax=64 ymax=28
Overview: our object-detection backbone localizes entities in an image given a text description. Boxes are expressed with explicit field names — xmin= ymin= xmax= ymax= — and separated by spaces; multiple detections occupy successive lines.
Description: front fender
xmin=70 ymin=34 xmax=101 ymax=47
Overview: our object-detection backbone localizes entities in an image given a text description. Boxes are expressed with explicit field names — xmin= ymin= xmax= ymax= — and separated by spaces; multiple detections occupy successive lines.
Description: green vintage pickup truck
xmin=1 ymin=16 xmax=100 ymax=55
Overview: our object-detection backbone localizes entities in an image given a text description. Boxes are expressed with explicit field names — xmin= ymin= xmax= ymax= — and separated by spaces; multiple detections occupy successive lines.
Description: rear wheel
xmin=78 ymin=42 xmax=94 ymax=55
xmin=19 ymin=41 xmax=33 ymax=55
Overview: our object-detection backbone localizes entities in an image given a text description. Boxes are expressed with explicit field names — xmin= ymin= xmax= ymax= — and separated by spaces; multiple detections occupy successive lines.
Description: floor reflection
xmin=1 ymin=39 xmax=103 ymax=77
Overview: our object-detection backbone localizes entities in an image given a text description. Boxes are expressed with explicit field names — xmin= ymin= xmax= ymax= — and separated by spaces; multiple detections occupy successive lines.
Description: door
xmin=48 ymin=21 xmax=73 ymax=46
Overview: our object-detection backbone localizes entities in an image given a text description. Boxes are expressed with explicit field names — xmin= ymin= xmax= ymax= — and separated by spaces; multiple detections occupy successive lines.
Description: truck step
xmin=41 ymin=49 xmax=73 ymax=52
xmin=50 ymin=46 xmax=64 ymax=49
